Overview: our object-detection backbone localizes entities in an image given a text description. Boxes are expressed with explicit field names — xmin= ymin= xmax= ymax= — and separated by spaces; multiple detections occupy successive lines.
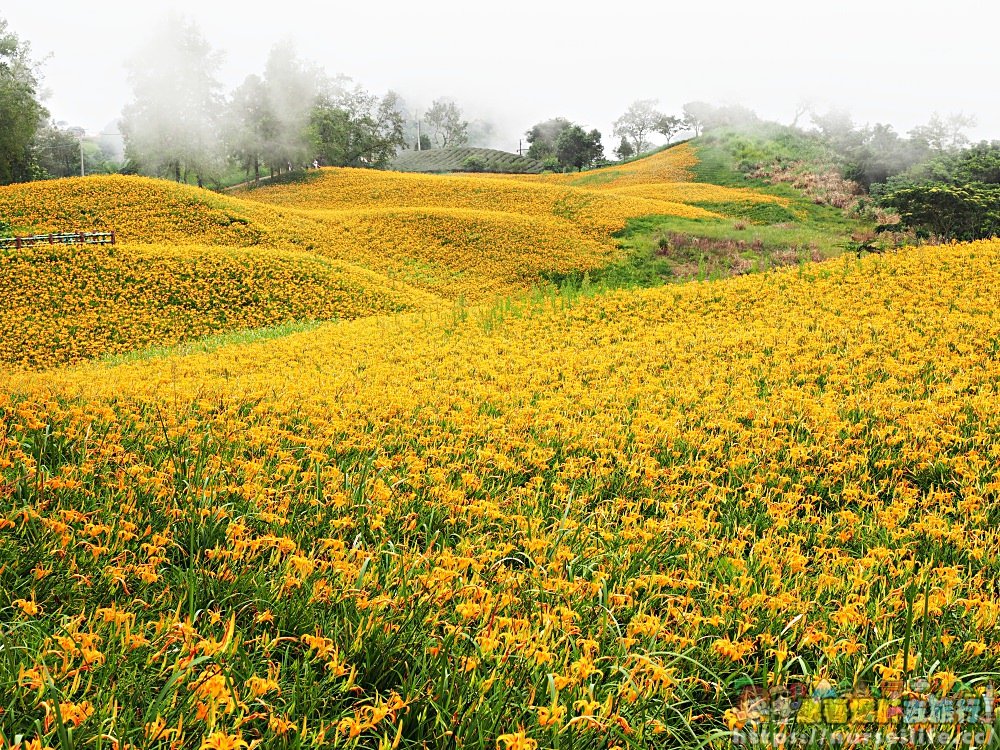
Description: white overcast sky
xmin=5 ymin=0 xmax=998 ymax=151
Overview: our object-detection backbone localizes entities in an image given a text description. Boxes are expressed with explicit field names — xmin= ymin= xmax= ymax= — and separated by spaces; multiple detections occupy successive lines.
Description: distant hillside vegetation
xmin=391 ymin=147 xmax=543 ymax=174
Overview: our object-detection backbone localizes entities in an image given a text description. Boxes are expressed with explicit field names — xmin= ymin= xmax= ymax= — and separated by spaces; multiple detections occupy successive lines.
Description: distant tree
xmin=389 ymin=94 xmax=418 ymax=151
xmin=311 ymin=86 xmax=405 ymax=169
xmin=0 ymin=16 xmax=48 ymax=184
xmin=682 ymin=101 xmax=758 ymax=136
xmin=419 ymin=133 xmax=432 ymax=151
xmin=33 ymin=121 xmax=84 ymax=178
xmin=712 ymin=103 xmax=758 ymax=130
xmin=844 ymin=123 xmax=895 ymax=187
xmin=525 ymin=117 xmax=572 ymax=160
xmin=260 ymin=43 xmax=324 ymax=174
xmin=810 ymin=108 xmax=856 ymax=147
xmin=466 ymin=119 xmax=495 ymax=148
xmin=224 ymin=46 xmax=328 ymax=180
xmin=909 ymin=112 xmax=977 ymax=153
xmin=805 ymin=109 xmax=932 ymax=189
xmin=120 ymin=14 xmax=225 ymax=186
xmin=681 ymin=101 xmax=712 ymax=137
xmin=654 ymin=114 xmax=684 ymax=144
xmin=227 ymin=74 xmax=272 ymax=182
xmin=878 ymin=140 xmax=1000 ymax=189
xmin=424 ymin=99 xmax=468 ymax=148
xmin=938 ymin=141 xmax=1000 ymax=184
xmin=613 ymin=136 xmax=634 ymax=161
xmin=883 ymin=183 xmax=1000 ymax=241
xmin=613 ymin=99 xmax=664 ymax=155
xmin=555 ymin=125 xmax=603 ymax=171
xmin=840 ymin=122 xmax=931 ymax=189
xmin=791 ymin=100 xmax=813 ymax=128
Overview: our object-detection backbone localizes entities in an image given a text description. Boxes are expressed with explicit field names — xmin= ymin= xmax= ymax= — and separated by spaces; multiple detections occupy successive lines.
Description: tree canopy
xmin=613 ymin=100 xmax=664 ymax=156
xmin=908 ymin=112 xmax=977 ymax=153
xmin=120 ymin=13 xmax=225 ymax=186
xmin=870 ymin=140 xmax=1000 ymax=240
xmin=423 ymin=99 xmax=469 ymax=148
xmin=682 ymin=101 xmax=757 ymax=137
xmin=613 ymin=136 xmax=634 ymax=161
xmin=555 ymin=125 xmax=604 ymax=171
xmin=525 ymin=118 xmax=603 ymax=171
xmin=312 ymin=86 xmax=405 ymax=168
xmin=0 ymin=17 xmax=48 ymax=185
xmin=524 ymin=118 xmax=572 ymax=161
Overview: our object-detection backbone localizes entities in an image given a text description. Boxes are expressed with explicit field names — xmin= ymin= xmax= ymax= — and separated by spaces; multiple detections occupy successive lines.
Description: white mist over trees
xmin=3 ymin=11 xmax=988 ymax=190
xmin=117 ymin=15 xmax=490 ymax=185
xmin=258 ymin=43 xmax=320 ymax=172
xmin=120 ymin=14 xmax=225 ymax=187
xmin=227 ymin=74 xmax=271 ymax=182
xmin=121 ymin=22 xmax=321 ymax=183
xmin=523 ymin=117 xmax=605 ymax=171
xmin=423 ymin=99 xmax=469 ymax=148
xmin=224 ymin=46 xmax=329 ymax=182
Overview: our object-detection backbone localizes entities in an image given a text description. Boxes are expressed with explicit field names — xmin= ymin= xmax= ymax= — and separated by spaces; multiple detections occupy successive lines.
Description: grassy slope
xmin=584 ymin=137 xmax=868 ymax=287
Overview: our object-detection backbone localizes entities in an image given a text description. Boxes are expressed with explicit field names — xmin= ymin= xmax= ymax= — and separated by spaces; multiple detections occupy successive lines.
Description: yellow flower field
xmin=2 ymin=146 xmax=785 ymax=368
xmin=0 ymin=242 xmax=426 ymax=368
xmin=0 ymin=175 xmax=294 ymax=247
xmin=2 ymin=240 xmax=999 ymax=747
xmin=291 ymin=206 xmax=617 ymax=301
xmin=236 ymin=167 xmax=718 ymax=236
xmin=609 ymin=181 xmax=792 ymax=208
xmin=481 ymin=142 xmax=702 ymax=190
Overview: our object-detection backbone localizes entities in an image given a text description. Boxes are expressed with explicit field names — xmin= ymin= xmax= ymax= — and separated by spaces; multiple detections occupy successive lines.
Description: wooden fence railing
xmin=0 ymin=231 xmax=116 ymax=250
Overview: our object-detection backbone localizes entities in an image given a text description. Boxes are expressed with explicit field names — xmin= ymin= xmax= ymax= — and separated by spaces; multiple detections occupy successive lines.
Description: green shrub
xmin=883 ymin=184 xmax=1000 ymax=241
xmin=461 ymin=155 xmax=486 ymax=172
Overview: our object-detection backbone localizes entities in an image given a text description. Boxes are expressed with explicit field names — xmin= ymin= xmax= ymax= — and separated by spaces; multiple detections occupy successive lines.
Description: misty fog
xmin=4 ymin=0 xmax=997 ymax=154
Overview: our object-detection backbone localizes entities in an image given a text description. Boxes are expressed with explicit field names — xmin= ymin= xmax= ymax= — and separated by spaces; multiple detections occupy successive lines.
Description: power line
xmin=33 ymin=130 xmax=124 ymax=177
xmin=79 ymin=133 xmax=122 ymax=177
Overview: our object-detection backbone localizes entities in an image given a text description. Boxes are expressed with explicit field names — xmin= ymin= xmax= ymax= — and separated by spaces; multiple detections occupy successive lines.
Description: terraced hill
xmin=390 ymin=146 xmax=543 ymax=174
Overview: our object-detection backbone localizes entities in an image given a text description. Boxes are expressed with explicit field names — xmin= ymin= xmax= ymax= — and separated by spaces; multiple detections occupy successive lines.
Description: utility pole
xmin=79 ymin=131 xmax=122 ymax=178
xmin=415 ymin=110 xmax=421 ymax=151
